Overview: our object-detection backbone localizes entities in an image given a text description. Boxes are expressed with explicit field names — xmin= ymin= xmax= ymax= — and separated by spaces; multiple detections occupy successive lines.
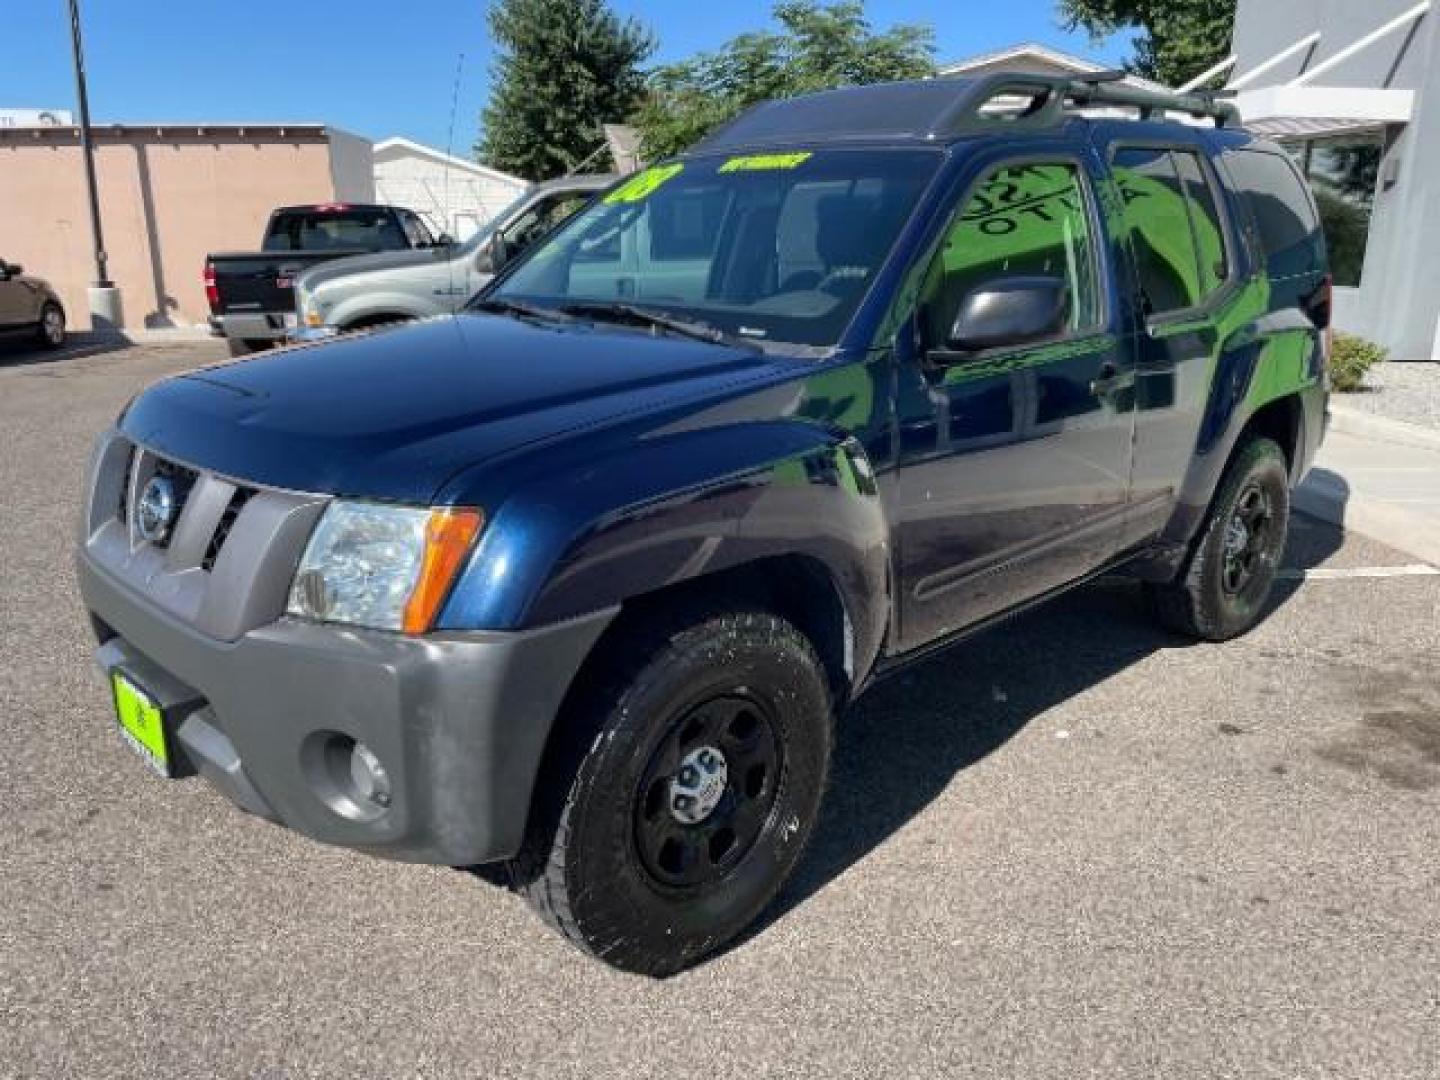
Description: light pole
xmin=66 ymin=0 xmax=123 ymax=332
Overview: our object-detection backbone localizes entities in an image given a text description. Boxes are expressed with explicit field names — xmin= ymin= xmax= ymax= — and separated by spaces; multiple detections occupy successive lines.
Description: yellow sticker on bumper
xmin=718 ymin=152 xmax=813 ymax=173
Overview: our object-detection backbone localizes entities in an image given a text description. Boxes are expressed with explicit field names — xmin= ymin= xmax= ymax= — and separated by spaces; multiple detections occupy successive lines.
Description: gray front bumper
xmin=79 ymin=553 xmax=614 ymax=865
xmin=215 ymin=312 xmax=291 ymax=343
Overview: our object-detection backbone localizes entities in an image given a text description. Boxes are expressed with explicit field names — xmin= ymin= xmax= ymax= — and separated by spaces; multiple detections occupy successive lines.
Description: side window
xmin=921 ymin=161 xmax=1100 ymax=347
xmin=400 ymin=211 xmax=433 ymax=247
xmin=1223 ymin=149 xmax=1322 ymax=280
xmin=1173 ymin=151 xmax=1229 ymax=295
xmin=1112 ymin=147 xmax=1208 ymax=315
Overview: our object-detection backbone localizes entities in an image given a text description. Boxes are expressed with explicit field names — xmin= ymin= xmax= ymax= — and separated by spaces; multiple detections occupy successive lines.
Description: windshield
xmin=486 ymin=149 xmax=940 ymax=349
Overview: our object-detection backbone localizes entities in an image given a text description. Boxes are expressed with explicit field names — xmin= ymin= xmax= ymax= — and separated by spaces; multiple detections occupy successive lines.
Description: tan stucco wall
xmin=0 ymin=130 xmax=372 ymax=329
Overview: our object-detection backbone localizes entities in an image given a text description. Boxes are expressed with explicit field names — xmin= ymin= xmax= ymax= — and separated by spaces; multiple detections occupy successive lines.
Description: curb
xmin=1295 ymin=469 xmax=1440 ymax=567
xmin=1328 ymin=401 xmax=1440 ymax=452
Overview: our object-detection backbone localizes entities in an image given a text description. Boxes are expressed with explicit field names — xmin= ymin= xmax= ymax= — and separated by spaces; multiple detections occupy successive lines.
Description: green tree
xmin=633 ymin=1 xmax=935 ymax=160
xmin=1059 ymin=0 xmax=1236 ymax=87
xmin=478 ymin=0 xmax=655 ymax=181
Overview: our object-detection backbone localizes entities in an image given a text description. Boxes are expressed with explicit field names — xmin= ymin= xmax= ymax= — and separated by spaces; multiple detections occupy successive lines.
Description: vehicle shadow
xmin=741 ymin=505 xmax=1349 ymax=951
xmin=0 ymin=333 xmax=130 ymax=369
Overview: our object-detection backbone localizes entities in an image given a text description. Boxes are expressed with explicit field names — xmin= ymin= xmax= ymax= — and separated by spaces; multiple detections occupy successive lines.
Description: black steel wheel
xmin=633 ymin=693 xmax=783 ymax=890
xmin=1147 ymin=436 xmax=1291 ymax=641
xmin=509 ymin=606 xmax=832 ymax=977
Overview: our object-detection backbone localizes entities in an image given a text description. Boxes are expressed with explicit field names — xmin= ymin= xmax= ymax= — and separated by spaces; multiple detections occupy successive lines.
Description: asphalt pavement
xmin=2 ymin=340 xmax=1438 ymax=1079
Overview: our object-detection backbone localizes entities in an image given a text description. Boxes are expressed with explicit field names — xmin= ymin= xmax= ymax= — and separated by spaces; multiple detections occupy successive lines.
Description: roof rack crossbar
xmin=932 ymin=71 xmax=1239 ymax=137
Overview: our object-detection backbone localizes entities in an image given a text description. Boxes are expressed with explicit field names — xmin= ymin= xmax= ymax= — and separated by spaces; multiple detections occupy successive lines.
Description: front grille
xmin=202 ymin=486 xmax=255 ymax=572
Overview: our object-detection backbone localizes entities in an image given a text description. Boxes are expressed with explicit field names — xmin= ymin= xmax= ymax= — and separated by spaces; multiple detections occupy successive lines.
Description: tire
xmin=1146 ymin=436 xmax=1290 ymax=641
xmin=509 ymin=606 xmax=833 ymax=976
xmin=227 ymin=338 xmax=270 ymax=357
xmin=35 ymin=302 xmax=65 ymax=349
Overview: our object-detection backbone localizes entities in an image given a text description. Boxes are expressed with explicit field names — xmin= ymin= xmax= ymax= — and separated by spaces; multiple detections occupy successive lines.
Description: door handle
xmin=1089 ymin=362 xmax=1134 ymax=398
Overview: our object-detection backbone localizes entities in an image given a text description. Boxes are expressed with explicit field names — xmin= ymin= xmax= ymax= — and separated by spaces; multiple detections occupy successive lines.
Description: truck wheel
xmin=227 ymin=338 xmax=270 ymax=357
xmin=510 ymin=607 xmax=832 ymax=976
xmin=1146 ymin=436 xmax=1290 ymax=641
xmin=35 ymin=303 xmax=65 ymax=349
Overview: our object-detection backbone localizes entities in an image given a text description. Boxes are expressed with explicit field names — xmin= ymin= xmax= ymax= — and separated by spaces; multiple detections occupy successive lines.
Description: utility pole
xmin=66 ymin=0 xmax=123 ymax=332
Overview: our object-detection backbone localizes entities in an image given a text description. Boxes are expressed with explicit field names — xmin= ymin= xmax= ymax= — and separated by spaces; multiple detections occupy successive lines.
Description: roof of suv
xmin=692 ymin=72 xmax=1238 ymax=155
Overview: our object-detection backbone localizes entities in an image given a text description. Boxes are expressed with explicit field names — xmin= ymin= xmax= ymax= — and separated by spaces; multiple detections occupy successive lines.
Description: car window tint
xmin=1173 ymin=151 xmax=1229 ymax=295
xmin=921 ymin=161 xmax=1100 ymax=347
xmin=1224 ymin=149 xmax=1321 ymax=279
xmin=1112 ymin=147 xmax=1205 ymax=315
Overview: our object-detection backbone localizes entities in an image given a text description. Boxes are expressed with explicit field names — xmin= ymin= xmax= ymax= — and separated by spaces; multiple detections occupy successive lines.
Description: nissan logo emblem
xmin=136 ymin=475 xmax=177 ymax=544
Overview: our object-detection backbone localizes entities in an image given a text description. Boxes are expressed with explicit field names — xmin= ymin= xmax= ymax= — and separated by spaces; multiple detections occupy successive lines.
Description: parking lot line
xmin=1276 ymin=563 xmax=1440 ymax=580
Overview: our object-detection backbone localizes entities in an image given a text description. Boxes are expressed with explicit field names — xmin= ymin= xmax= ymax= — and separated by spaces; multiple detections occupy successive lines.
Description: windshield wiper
xmin=559 ymin=301 xmax=760 ymax=352
xmin=470 ymin=297 xmax=569 ymax=323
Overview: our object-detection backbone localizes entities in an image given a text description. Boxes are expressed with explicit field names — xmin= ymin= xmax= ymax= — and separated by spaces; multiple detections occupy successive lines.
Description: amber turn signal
xmin=401 ymin=508 xmax=484 ymax=635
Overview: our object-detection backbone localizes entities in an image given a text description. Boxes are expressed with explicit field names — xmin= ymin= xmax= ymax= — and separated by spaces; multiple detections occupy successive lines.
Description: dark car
xmin=78 ymin=73 xmax=1330 ymax=976
xmin=0 ymin=258 xmax=66 ymax=349
xmin=205 ymin=203 xmax=443 ymax=355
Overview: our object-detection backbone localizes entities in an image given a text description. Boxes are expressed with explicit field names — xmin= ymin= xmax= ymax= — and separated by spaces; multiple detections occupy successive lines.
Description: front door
xmin=893 ymin=155 xmax=1137 ymax=649
xmin=0 ymin=261 xmax=33 ymax=326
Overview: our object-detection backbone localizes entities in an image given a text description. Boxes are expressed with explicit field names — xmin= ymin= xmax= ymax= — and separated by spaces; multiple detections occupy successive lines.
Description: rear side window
xmin=1111 ymin=146 xmax=1229 ymax=316
xmin=1223 ymin=149 xmax=1321 ymax=279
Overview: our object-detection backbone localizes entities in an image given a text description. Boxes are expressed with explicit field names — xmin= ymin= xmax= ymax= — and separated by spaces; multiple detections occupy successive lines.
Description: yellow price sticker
xmin=718 ymin=152 xmax=813 ymax=173
xmin=604 ymin=163 xmax=685 ymax=204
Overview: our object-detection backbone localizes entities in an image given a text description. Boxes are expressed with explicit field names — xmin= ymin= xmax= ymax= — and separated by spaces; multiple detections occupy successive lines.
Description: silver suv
xmin=290 ymin=175 xmax=612 ymax=340
xmin=0 ymin=258 xmax=66 ymax=349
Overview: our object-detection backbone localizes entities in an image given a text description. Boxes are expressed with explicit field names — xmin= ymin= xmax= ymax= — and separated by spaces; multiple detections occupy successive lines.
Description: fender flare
xmin=436 ymin=419 xmax=891 ymax=687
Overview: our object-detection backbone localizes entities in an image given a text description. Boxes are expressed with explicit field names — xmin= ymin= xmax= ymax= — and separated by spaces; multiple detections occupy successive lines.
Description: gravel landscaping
xmin=1339 ymin=360 xmax=1440 ymax=430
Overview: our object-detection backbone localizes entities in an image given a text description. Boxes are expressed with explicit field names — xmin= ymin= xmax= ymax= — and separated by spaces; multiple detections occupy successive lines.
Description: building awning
xmin=1236 ymin=85 xmax=1414 ymax=128
xmin=1246 ymin=116 xmax=1388 ymax=141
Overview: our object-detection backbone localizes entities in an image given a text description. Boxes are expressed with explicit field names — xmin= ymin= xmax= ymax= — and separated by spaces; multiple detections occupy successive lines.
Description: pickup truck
xmin=205 ymin=203 xmax=444 ymax=355
xmin=79 ymin=73 xmax=1330 ymax=977
xmin=290 ymin=175 xmax=612 ymax=340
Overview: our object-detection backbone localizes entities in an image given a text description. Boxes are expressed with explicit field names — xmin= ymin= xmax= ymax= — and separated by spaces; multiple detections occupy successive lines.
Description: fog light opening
xmin=302 ymin=732 xmax=394 ymax=822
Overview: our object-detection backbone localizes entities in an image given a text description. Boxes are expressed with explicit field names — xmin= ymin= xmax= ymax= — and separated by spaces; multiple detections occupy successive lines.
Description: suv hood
xmin=121 ymin=314 xmax=790 ymax=503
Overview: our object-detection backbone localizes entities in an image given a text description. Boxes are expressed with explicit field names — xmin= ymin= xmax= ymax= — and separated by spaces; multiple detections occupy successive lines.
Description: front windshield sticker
xmin=718 ymin=152 xmax=813 ymax=173
xmin=603 ymin=163 xmax=685 ymax=205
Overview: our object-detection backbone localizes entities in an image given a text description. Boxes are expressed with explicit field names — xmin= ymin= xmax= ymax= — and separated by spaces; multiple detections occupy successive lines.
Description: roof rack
xmin=932 ymin=70 xmax=1239 ymax=137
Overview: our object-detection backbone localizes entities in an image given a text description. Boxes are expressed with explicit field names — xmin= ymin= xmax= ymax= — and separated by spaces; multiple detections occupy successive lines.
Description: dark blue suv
xmin=78 ymin=73 xmax=1330 ymax=975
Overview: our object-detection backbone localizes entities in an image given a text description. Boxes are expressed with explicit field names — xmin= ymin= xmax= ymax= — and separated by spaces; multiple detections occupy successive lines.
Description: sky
xmin=3 ymin=1 xmax=1133 ymax=154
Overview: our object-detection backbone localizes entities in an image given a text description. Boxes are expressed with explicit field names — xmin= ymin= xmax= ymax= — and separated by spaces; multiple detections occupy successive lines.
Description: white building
xmin=373 ymin=137 xmax=528 ymax=242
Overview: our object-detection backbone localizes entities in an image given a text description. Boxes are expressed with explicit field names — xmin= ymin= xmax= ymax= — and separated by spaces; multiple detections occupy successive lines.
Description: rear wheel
xmin=1146 ymin=436 xmax=1290 ymax=641
xmin=35 ymin=302 xmax=65 ymax=349
xmin=509 ymin=607 xmax=832 ymax=976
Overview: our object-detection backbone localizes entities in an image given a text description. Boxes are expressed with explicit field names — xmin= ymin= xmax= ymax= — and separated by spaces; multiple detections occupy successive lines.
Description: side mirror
xmin=474 ymin=234 xmax=505 ymax=274
xmin=435 ymin=232 xmax=455 ymax=247
xmin=943 ymin=276 xmax=1069 ymax=355
xmin=0 ymin=261 xmax=18 ymax=280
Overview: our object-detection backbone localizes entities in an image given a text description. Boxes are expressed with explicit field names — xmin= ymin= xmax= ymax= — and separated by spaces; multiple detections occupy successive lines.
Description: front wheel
xmin=509 ymin=607 xmax=833 ymax=976
xmin=36 ymin=302 xmax=65 ymax=349
xmin=1147 ymin=436 xmax=1291 ymax=641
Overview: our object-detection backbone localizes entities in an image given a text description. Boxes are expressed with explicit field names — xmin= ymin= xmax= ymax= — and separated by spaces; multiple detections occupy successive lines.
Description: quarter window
xmin=921 ymin=161 xmax=1100 ymax=348
xmin=1225 ymin=148 xmax=1324 ymax=281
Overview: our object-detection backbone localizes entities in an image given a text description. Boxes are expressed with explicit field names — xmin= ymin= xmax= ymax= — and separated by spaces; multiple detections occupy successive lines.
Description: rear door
xmin=0 ymin=261 xmax=34 ymax=326
xmin=892 ymin=150 xmax=1137 ymax=647
xmin=1105 ymin=142 xmax=1245 ymax=545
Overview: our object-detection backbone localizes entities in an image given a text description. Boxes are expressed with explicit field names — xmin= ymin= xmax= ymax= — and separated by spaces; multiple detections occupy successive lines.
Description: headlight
xmin=287 ymin=501 xmax=483 ymax=633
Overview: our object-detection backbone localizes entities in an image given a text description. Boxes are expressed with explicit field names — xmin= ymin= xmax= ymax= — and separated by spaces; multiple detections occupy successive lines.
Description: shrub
xmin=1329 ymin=332 xmax=1386 ymax=392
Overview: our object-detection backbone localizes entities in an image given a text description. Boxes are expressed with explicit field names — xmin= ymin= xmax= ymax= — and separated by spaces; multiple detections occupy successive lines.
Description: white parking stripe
xmin=1277 ymin=564 xmax=1440 ymax=581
